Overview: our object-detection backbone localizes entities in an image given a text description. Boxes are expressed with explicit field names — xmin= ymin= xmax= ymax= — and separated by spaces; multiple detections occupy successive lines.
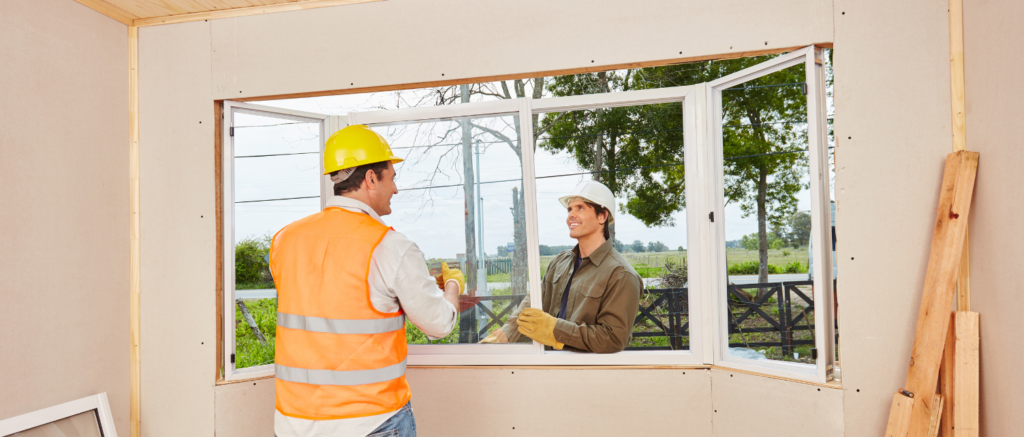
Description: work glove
xmin=479 ymin=329 xmax=509 ymax=344
xmin=516 ymin=308 xmax=564 ymax=350
xmin=435 ymin=262 xmax=465 ymax=294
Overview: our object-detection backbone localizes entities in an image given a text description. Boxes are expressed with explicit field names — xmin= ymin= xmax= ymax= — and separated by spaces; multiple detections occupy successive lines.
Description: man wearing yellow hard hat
xmin=480 ymin=180 xmax=642 ymax=353
xmin=270 ymin=125 xmax=464 ymax=437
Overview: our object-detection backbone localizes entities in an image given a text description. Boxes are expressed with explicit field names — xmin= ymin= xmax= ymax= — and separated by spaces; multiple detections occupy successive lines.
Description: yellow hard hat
xmin=322 ymin=125 xmax=404 ymax=175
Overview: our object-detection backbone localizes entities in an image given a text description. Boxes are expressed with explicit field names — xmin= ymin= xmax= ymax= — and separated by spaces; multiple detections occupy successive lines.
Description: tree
xmin=740 ymin=234 xmax=759 ymax=251
xmin=614 ymin=239 xmax=626 ymax=252
xmin=542 ymin=55 xmax=810 ymax=287
xmin=678 ymin=246 xmax=685 ymax=252
xmin=786 ymin=211 xmax=812 ymax=248
xmin=647 ymin=241 xmax=668 ymax=253
xmin=630 ymin=240 xmax=646 ymax=253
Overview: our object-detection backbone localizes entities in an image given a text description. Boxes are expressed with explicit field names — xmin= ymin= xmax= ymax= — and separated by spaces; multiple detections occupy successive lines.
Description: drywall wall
xmin=209 ymin=0 xmax=834 ymax=101
xmin=0 ymin=0 xmax=129 ymax=433
xmin=831 ymin=0 xmax=955 ymax=436
xmin=407 ymin=368 xmax=712 ymax=435
xmin=141 ymin=1 xmax=842 ymax=435
xmin=962 ymin=1 xmax=1024 ymax=435
xmin=710 ymin=369 xmax=843 ymax=436
xmin=138 ymin=20 xmax=217 ymax=437
xmin=139 ymin=0 xmax=982 ymax=435
xmin=214 ymin=378 xmax=275 ymax=437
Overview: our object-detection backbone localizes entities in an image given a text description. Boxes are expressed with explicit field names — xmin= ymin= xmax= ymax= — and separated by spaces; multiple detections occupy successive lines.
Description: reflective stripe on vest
xmin=275 ymin=359 xmax=407 ymax=386
xmin=277 ymin=312 xmax=405 ymax=335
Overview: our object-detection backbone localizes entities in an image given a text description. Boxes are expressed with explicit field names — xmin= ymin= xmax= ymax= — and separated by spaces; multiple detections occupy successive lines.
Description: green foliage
xmin=646 ymin=241 xmax=668 ymax=252
xmin=784 ymin=261 xmax=807 ymax=274
xmin=405 ymin=319 xmax=460 ymax=344
xmin=729 ymin=261 xmax=777 ymax=275
xmin=235 ymin=234 xmax=273 ymax=289
xmin=630 ymin=240 xmax=646 ymax=253
xmin=786 ymin=211 xmax=812 ymax=248
xmin=726 ymin=260 xmax=807 ymax=275
xmin=632 ymin=263 xmax=663 ymax=278
xmin=234 ymin=298 xmax=277 ymax=368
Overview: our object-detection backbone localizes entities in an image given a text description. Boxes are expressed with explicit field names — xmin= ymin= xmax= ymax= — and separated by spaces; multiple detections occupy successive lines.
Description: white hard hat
xmin=558 ymin=180 xmax=616 ymax=223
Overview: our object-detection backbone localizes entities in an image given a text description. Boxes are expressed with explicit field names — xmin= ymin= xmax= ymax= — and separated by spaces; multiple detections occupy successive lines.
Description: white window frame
xmin=0 ymin=393 xmax=118 ymax=437
xmin=219 ymin=44 xmax=835 ymax=378
xmin=346 ymin=86 xmax=704 ymax=366
xmin=703 ymin=46 xmax=835 ymax=383
xmin=221 ymin=101 xmax=329 ymax=381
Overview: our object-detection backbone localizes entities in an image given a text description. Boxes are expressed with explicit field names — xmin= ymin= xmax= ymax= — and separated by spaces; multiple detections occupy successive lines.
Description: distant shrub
xmin=784 ymin=261 xmax=807 ymax=274
xmin=728 ymin=261 xmax=780 ymax=275
xmin=236 ymin=234 xmax=273 ymax=288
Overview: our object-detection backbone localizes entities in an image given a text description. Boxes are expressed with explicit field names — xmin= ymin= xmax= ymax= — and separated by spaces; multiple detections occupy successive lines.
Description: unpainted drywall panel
xmin=709 ymin=369 xmax=843 ymax=436
xmin=831 ymin=1 xmax=953 ymax=436
xmin=214 ymin=379 xmax=276 ymax=437
xmin=138 ymin=20 xmax=217 ymax=437
xmin=209 ymin=0 xmax=834 ymax=100
xmin=210 ymin=369 xmax=712 ymax=436
xmin=0 ymin=0 xmax=129 ymax=433
xmin=408 ymin=368 xmax=712 ymax=436
xmin=963 ymin=0 xmax=1024 ymax=435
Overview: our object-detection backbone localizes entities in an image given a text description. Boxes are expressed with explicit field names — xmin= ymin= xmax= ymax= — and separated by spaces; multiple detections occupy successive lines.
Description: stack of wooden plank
xmin=884 ymin=151 xmax=979 ymax=437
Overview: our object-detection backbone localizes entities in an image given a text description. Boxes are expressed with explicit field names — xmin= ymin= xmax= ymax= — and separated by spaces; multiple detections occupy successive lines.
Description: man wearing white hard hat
xmin=480 ymin=180 xmax=642 ymax=353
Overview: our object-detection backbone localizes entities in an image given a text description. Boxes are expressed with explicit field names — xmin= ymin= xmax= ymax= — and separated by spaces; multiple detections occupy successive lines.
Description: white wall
xmin=963 ymin=0 xmax=1024 ymax=435
xmin=0 ymin=0 xmax=129 ymax=434
xmin=137 ymin=0 xmax=971 ymax=435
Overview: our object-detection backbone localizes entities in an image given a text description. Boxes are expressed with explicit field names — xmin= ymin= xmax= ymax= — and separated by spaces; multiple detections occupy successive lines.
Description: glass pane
xmin=13 ymin=410 xmax=101 ymax=437
xmin=368 ymin=114 xmax=528 ymax=344
xmin=717 ymin=59 xmax=817 ymax=365
xmin=232 ymin=111 xmax=320 ymax=369
xmin=533 ymin=102 xmax=689 ymax=351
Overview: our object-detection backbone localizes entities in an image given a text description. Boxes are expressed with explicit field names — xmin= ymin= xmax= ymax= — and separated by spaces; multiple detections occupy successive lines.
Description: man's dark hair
xmin=331 ymin=161 xmax=390 ymax=196
xmin=584 ymin=201 xmax=611 ymax=240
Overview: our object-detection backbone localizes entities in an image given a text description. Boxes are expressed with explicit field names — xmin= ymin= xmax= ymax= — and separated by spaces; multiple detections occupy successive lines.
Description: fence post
xmin=236 ymin=298 xmax=267 ymax=345
xmin=779 ymin=284 xmax=792 ymax=357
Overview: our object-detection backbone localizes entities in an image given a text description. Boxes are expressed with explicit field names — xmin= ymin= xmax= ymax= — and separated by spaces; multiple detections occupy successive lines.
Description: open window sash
xmin=703 ymin=46 xmax=835 ymax=383
xmin=221 ymin=101 xmax=329 ymax=381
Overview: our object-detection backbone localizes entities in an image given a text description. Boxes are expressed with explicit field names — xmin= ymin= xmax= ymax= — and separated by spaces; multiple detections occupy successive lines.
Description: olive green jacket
xmin=500 ymin=240 xmax=642 ymax=353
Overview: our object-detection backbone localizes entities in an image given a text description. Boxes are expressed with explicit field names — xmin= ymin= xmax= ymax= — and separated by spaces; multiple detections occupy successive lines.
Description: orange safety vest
xmin=270 ymin=207 xmax=410 ymax=420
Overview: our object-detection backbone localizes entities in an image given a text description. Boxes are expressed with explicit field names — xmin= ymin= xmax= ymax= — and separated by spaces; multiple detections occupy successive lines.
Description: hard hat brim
xmin=322 ymin=156 xmax=404 ymax=175
xmin=559 ymin=194 xmax=615 ymax=223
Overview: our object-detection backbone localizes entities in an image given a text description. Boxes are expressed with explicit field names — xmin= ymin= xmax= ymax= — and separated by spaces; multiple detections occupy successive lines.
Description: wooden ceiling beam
xmin=73 ymin=0 xmax=137 ymax=25
xmin=74 ymin=0 xmax=384 ymax=27
xmin=135 ymin=0 xmax=383 ymax=27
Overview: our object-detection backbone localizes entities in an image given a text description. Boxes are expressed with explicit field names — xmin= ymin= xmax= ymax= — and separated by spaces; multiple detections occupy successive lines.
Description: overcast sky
xmin=231 ymin=85 xmax=818 ymax=261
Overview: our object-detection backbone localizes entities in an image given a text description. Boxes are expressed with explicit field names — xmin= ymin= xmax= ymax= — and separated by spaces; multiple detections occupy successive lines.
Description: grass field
xmin=485 ymin=247 xmax=810 ymax=282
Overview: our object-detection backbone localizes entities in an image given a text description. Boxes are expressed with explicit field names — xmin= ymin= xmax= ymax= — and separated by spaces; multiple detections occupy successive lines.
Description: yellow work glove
xmin=516 ymin=308 xmax=564 ymax=350
xmin=435 ymin=262 xmax=465 ymax=294
xmin=479 ymin=329 xmax=509 ymax=344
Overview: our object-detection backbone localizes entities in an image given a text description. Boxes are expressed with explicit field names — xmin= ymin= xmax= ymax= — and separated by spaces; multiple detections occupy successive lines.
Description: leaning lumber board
xmin=886 ymin=392 xmax=916 ymax=437
xmin=904 ymin=151 xmax=979 ymax=437
xmin=941 ymin=313 xmax=956 ymax=437
xmin=954 ymin=311 xmax=979 ymax=437
xmin=927 ymin=394 xmax=944 ymax=437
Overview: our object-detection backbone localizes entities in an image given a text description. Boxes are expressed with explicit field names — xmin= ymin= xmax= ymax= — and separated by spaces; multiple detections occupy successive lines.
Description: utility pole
xmin=476 ymin=140 xmax=490 ymax=318
xmin=459 ymin=84 xmax=478 ymax=343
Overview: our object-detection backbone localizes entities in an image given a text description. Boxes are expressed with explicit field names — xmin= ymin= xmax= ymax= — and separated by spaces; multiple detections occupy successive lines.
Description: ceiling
xmin=75 ymin=0 xmax=382 ymax=27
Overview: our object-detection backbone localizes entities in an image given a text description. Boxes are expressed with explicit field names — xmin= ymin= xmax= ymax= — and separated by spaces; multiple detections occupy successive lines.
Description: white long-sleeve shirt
xmin=274 ymin=196 xmax=457 ymax=437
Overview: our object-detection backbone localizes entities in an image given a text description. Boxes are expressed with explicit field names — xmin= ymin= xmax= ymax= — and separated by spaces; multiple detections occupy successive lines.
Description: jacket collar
xmin=574 ymin=239 xmax=614 ymax=267
xmin=324 ymin=196 xmax=387 ymax=226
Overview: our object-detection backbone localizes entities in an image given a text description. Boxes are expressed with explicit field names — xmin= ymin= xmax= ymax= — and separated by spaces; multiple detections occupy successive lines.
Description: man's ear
xmin=364 ymin=169 xmax=379 ymax=190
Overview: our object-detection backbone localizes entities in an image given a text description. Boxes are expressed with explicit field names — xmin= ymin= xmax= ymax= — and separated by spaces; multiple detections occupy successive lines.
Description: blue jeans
xmin=367 ymin=401 xmax=416 ymax=437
